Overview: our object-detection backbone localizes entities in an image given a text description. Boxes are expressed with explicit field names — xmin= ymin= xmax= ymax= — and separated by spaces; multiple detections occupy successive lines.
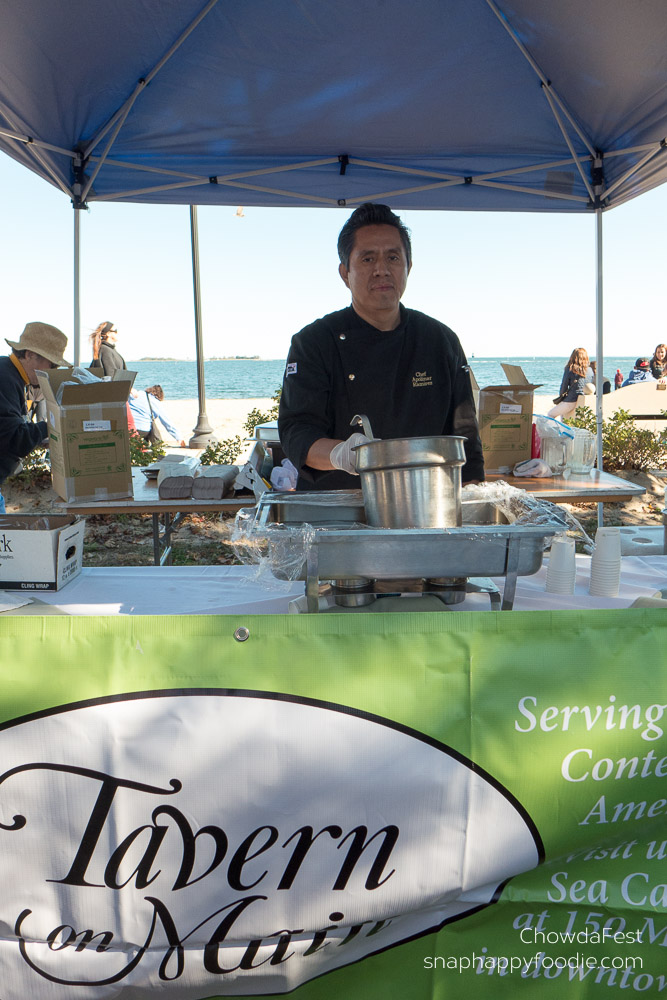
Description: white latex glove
xmin=270 ymin=458 xmax=299 ymax=490
xmin=329 ymin=433 xmax=372 ymax=475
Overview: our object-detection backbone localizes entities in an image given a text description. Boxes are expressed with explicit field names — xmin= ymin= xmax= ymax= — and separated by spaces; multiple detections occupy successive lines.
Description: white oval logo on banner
xmin=0 ymin=693 xmax=540 ymax=997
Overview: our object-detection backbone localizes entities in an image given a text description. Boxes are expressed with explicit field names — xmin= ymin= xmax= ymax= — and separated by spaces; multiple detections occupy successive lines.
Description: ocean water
xmin=125 ymin=356 xmax=639 ymax=400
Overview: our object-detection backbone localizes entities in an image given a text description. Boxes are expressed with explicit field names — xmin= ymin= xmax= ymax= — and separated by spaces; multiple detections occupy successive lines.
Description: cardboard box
xmin=475 ymin=363 xmax=541 ymax=472
xmin=0 ymin=515 xmax=85 ymax=590
xmin=37 ymin=369 xmax=136 ymax=502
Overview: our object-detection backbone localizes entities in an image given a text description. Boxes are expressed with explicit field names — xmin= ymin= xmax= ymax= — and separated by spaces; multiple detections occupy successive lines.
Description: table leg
xmin=161 ymin=513 xmax=174 ymax=566
xmin=306 ymin=547 xmax=320 ymax=614
xmin=152 ymin=513 xmax=161 ymax=566
xmin=501 ymin=536 xmax=521 ymax=611
xmin=152 ymin=512 xmax=175 ymax=566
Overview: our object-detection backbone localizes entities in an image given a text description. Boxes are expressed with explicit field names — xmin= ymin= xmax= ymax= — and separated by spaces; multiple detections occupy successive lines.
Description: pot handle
xmin=350 ymin=413 xmax=375 ymax=439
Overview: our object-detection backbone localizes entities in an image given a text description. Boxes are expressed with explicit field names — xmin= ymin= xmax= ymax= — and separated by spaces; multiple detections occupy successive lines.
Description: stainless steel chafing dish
xmin=244 ymin=489 xmax=564 ymax=612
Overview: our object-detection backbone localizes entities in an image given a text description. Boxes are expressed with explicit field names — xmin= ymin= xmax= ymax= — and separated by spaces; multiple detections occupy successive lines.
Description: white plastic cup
xmin=546 ymin=575 xmax=576 ymax=595
xmin=546 ymin=535 xmax=576 ymax=594
xmin=589 ymin=527 xmax=622 ymax=597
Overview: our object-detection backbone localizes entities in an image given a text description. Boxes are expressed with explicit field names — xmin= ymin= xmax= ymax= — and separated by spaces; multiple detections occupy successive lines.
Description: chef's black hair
xmin=337 ymin=202 xmax=412 ymax=269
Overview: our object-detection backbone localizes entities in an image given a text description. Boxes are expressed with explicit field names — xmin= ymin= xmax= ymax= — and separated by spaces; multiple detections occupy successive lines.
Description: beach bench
xmin=578 ymin=379 xmax=667 ymax=431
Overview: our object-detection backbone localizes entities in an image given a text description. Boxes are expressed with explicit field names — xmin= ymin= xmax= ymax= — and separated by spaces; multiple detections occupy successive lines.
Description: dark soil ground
xmin=3 ymin=473 xmax=242 ymax=566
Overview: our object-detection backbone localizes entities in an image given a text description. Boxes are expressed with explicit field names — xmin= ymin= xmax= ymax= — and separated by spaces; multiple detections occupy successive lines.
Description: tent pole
xmin=188 ymin=205 xmax=215 ymax=447
xmin=595 ymin=208 xmax=604 ymax=528
xmin=73 ymin=208 xmax=81 ymax=366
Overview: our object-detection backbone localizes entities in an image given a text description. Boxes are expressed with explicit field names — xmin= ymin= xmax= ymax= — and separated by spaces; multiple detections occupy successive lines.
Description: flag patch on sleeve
xmin=286 ymin=362 xmax=297 ymax=376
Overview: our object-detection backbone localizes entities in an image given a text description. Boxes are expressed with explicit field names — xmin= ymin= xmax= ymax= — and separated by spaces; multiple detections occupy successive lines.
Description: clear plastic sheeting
xmin=231 ymin=484 xmax=580 ymax=590
xmin=535 ymin=415 xmax=575 ymax=440
xmin=462 ymin=482 xmax=593 ymax=552
xmin=54 ymin=366 xmax=106 ymax=404
xmin=232 ymin=507 xmax=317 ymax=589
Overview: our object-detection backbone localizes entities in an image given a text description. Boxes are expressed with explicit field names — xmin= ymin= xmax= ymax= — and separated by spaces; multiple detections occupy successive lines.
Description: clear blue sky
xmin=1 ymin=150 xmax=665 ymax=362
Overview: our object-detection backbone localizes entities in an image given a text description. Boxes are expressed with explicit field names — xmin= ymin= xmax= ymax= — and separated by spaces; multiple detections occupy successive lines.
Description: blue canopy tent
xmin=1 ymin=0 xmax=666 ymax=475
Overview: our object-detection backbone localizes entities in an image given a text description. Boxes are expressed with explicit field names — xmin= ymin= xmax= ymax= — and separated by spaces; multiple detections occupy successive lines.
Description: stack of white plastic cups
xmin=589 ymin=526 xmax=622 ymax=597
xmin=545 ymin=534 xmax=576 ymax=594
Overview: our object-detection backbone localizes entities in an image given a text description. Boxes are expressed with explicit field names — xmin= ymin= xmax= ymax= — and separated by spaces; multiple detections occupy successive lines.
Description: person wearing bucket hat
xmin=0 ymin=322 xmax=70 ymax=512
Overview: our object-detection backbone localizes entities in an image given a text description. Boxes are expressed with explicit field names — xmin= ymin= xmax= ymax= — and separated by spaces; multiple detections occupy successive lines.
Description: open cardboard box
xmin=473 ymin=363 xmax=541 ymax=473
xmin=37 ymin=368 xmax=136 ymax=502
xmin=0 ymin=514 xmax=85 ymax=590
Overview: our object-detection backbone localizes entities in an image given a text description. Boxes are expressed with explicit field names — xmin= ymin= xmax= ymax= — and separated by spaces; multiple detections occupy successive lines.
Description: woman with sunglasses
xmin=89 ymin=321 xmax=127 ymax=376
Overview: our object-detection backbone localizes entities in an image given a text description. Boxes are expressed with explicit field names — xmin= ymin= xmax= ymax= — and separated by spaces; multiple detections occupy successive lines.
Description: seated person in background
xmin=621 ymin=358 xmax=656 ymax=387
xmin=278 ymin=202 xmax=484 ymax=489
xmin=128 ymin=385 xmax=186 ymax=446
xmin=650 ymin=343 xmax=667 ymax=379
xmin=548 ymin=347 xmax=591 ymax=418
xmin=589 ymin=361 xmax=611 ymax=394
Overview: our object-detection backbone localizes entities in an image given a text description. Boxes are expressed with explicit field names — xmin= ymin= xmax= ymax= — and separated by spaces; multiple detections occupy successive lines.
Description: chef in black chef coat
xmin=278 ymin=202 xmax=484 ymax=490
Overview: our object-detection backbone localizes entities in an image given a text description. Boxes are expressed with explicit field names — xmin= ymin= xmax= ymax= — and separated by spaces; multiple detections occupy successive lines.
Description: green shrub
xmin=193 ymin=390 xmax=284 ymax=468
xmin=565 ymin=407 xmax=667 ymax=471
xmin=130 ymin=430 xmax=166 ymax=466
xmin=199 ymin=437 xmax=245 ymax=466
xmin=564 ymin=407 xmax=596 ymax=434
xmin=242 ymin=387 xmax=281 ymax=437
xmin=7 ymin=446 xmax=51 ymax=486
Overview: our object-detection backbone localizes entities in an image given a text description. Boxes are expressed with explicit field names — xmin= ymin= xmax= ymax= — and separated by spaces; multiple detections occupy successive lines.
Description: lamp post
xmin=188 ymin=204 xmax=215 ymax=447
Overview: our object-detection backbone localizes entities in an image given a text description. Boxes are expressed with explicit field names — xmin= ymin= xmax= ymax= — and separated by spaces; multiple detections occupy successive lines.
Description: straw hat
xmin=5 ymin=322 xmax=71 ymax=367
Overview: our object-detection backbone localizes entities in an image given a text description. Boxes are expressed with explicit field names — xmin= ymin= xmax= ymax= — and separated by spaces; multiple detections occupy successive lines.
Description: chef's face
xmin=339 ymin=224 xmax=410 ymax=328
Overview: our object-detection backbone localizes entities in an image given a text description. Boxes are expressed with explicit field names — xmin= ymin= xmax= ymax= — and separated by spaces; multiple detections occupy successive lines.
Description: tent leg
xmin=595 ymin=208 xmax=604 ymax=529
xmin=188 ymin=205 xmax=215 ymax=448
xmin=73 ymin=208 xmax=81 ymax=366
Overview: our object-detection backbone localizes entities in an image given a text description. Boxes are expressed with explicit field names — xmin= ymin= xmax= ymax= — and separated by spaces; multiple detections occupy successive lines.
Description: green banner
xmin=0 ymin=608 xmax=665 ymax=998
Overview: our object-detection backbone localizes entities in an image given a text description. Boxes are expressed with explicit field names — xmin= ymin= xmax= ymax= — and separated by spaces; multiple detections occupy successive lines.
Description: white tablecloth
xmin=1 ymin=566 xmax=303 ymax=615
xmin=458 ymin=554 xmax=666 ymax=612
xmin=1 ymin=556 xmax=665 ymax=615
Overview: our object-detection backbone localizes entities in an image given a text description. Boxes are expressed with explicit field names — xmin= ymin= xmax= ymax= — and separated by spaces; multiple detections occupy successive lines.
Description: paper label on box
xmin=67 ymin=432 xmax=127 ymax=477
xmin=83 ymin=420 xmax=111 ymax=432
xmin=499 ymin=403 xmax=521 ymax=414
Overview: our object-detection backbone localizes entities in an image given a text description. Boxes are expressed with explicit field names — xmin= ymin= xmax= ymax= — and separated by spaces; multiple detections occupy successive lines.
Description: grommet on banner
xmin=234 ymin=626 xmax=250 ymax=642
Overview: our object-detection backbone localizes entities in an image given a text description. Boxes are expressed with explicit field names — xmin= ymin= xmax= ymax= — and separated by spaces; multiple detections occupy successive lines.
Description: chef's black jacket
xmin=278 ymin=305 xmax=484 ymax=489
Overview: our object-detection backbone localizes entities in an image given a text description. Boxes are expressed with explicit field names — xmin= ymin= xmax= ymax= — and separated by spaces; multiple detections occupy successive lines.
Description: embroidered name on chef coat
xmin=412 ymin=370 xmax=433 ymax=388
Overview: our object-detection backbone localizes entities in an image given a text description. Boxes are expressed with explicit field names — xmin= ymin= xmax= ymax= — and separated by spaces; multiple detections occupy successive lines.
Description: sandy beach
xmin=165 ymin=397 xmax=276 ymax=443
xmin=161 ymin=394 xmax=557 ymax=444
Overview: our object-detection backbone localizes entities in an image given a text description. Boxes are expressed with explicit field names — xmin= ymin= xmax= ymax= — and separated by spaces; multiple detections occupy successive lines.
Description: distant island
xmin=129 ymin=355 xmax=262 ymax=362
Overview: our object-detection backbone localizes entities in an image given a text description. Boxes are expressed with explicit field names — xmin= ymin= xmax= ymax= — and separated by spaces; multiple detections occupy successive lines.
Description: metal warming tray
xmin=264 ymin=489 xmax=367 ymax=525
xmin=284 ymin=519 xmax=552 ymax=580
xmin=252 ymin=490 xmax=562 ymax=598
